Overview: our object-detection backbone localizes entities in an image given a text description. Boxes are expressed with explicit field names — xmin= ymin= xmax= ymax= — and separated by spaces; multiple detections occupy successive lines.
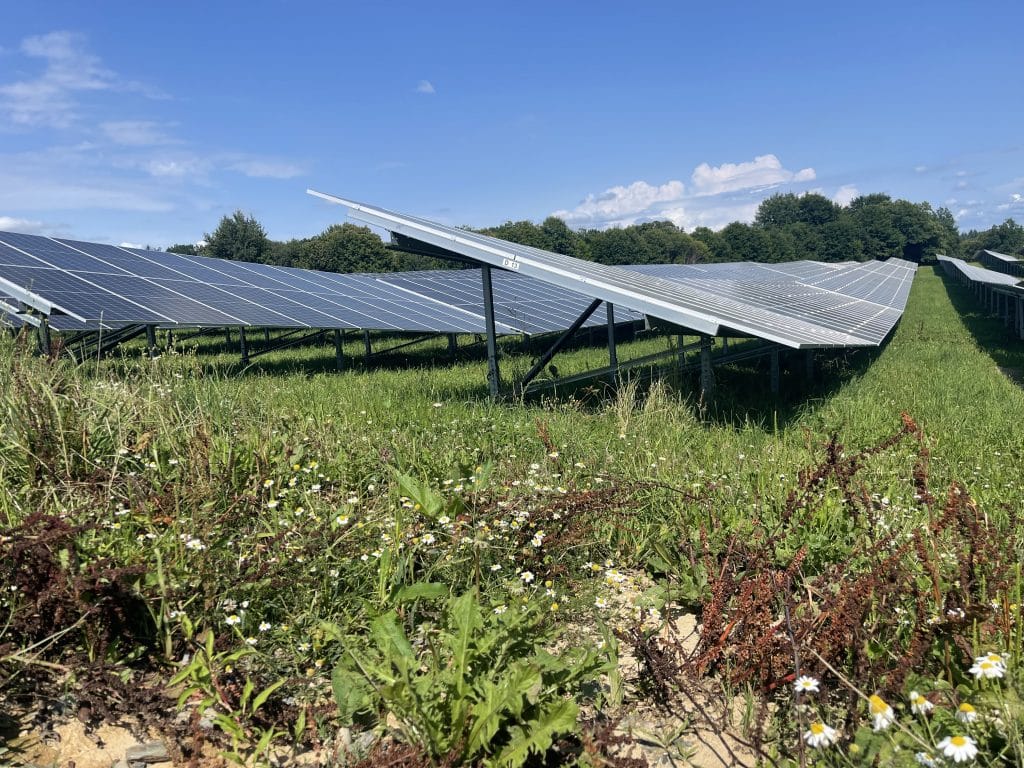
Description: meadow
xmin=2 ymin=266 xmax=1023 ymax=767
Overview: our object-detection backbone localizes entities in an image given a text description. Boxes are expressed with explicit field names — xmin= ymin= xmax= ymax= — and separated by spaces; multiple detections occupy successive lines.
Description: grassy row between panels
xmin=1 ymin=265 xmax=1023 ymax=767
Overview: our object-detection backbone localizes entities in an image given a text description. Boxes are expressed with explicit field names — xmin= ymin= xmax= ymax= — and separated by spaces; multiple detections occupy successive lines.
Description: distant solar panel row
xmin=938 ymin=254 xmax=1024 ymax=340
xmin=0 ymin=232 xmax=510 ymax=334
xmin=310 ymin=192 xmax=917 ymax=349
xmin=0 ymin=222 xmax=916 ymax=349
xmin=977 ymin=249 xmax=1024 ymax=278
xmin=937 ymin=254 xmax=1024 ymax=288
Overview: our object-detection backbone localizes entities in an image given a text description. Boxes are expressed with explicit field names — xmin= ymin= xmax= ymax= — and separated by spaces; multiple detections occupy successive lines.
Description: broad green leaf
xmin=251 ymin=679 xmax=284 ymax=713
xmin=331 ymin=666 xmax=372 ymax=725
xmin=448 ymin=590 xmax=482 ymax=697
xmin=240 ymin=678 xmax=254 ymax=710
xmin=467 ymin=663 xmax=542 ymax=751
xmin=488 ymin=698 xmax=578 ymax=768
xmin=370 ymin=612 xmax=415 ymax=664
xmin=393 ymin=582 xmax=449 ymax=603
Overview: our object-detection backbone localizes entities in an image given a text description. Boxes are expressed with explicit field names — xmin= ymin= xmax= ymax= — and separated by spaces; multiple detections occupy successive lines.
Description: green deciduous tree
xmin=204 ymin=211 xmax=270 ymax=264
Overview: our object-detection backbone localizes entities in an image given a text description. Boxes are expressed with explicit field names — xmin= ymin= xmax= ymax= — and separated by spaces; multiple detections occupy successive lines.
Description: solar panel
xmin=626 ymin=260 xmax=914 ymax=346
xmin=309 ymin=191 xmax=917 ymax=349
xmin=0 ymin=216 xmax=917 ymax=349
xmin=938 ymin=255 xmax=1022 ymax=286
xmin=377 ymin=269 xmax=644 ymax=334
xmin=978 ymin=249 xmax=1024 ymax=277
xmin=0 ymin=232 xmax=503 ymax=334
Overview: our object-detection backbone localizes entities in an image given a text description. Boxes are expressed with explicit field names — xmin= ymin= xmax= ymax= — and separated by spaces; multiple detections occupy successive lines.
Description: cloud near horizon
xmin=552 ymin=154 xmax=825 ymax=231
xmin=0 ymin=215 xmax=47 ymax=234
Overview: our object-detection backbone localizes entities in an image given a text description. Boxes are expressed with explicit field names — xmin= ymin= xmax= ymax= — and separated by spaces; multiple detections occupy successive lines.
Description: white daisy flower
xmin=955 ymin=702 xmax=978 ymax=723
xmin=937 ymin=735 xmax=978 ymax=763
xmin=909 ymin=690 xmax=934 ymax=715
xmin=520 ymin=571 xmax=535 ymax=583
xmin=969 ymin=658 xmax=1005 ymax=679
xmin=793 ymin=675 xmax=820 ymax=694
xmin=869 ymin=695 xmax=895 ymax=731
xmin=802 ymin=721 xmax=838 ymax=749
xmin=225 ymin=614 xmax=241 ymax=626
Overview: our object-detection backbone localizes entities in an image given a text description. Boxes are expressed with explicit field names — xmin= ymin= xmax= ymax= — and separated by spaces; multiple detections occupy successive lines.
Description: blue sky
xmin=1 ymin=1 xmax=1022 ymax=247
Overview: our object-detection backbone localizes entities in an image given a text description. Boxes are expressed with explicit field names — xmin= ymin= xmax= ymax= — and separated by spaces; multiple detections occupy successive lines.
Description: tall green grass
xmin=1 ymin=265 xmax=1021 ymax=764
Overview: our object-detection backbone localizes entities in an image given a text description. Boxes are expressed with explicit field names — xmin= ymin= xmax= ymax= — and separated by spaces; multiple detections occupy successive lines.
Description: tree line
xmin=168 ymin=193 xmax=1024 ymax=273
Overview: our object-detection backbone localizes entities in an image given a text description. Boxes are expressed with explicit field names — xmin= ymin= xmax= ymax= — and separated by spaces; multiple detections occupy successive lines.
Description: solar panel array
xmin=0 ymin=232 xmax=504 ymax=334
xmin=978 ymin=249 xmax=1024 ymax=277
xmin=937 ymin=254 xmax=1024 ymax=288
xmin=1 ymin=219 xmax=917 ymax=350
xmin=309 ymin=191 xmax=917 ymax=349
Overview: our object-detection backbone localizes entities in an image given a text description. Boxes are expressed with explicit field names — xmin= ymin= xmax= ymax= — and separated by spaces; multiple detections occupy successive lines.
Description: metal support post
xmin=225 ymin=328 xmax=232 ymax=346
xmin=334 ymin=329 xmax=344 ymax=371
xmin=481 ymin=264 xmax=501 ymax=399
xmin=264 ymin=328 xmax=271 ymax=343
xmin=37 ymin=317 xmax=52 ymax=357
xmin=146 ymin=324 xmax=157 ymax=357
xmin=239 ymin=327 xmax=249 ymax=365
xmin=805 ymin=349 xmax=814 ymax=382
xmin=677 ymin=334 xmax=686 ymax=369
xmin=166 ymin=329 xmax=174 ymax=348
xmin=770 ymin=347 xmax=780 ymax=394
xmin=363 ymin=330 xmax=372 ymax=359
xmin=447 ymin=333 xmax=458 ymax=356
xmin=606 ymin=302 xmax=618 ymax=383
xmin=699 ymin=335 xmax=714 ymax=399
xmin=722 ymin=337 xmax=729 ymax=353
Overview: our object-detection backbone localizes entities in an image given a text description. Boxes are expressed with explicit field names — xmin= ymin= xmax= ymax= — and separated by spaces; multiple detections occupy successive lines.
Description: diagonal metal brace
xmin=517 ymin=298 xmax=603 ymax=393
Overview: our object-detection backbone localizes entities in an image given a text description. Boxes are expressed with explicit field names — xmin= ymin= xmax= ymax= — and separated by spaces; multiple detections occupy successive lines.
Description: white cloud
xmin=142 ymin=156 xmax=211 ymax=178
xmin=416 ymin=80 xmax=435 ymax=94
xmin=0 ymin=31 xmax=162 ymax=129
xmin=552 ymin=180 xmax=685 ymax=228
xmin=0 ymin=216 xmax=46 ymax=233
xmin=833 ymin=184 xmax=859 ymax=207
xmin=915 ymin=165 xmax=928 ymax=173
xmin=690 ymin=154 xmax=815 ymax=196
xmin=552 ymin=154 xmax=821 ymax=231
xmin=119 ymin=241 xmax=144 ymax=248
xmin=226 ymin=158 xmax=305 ymax=179
xmin=996 ymin=192 xmax=1023 ymax=212
xmin=0 ymin=145 xmax=177 ymax=212
xmin=100 ymin=120 xmax=178 ymax=146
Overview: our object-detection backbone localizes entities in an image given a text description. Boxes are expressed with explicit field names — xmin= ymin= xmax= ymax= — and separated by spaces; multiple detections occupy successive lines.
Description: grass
xmin=1 ymin=265 xmax=1023 ymax=766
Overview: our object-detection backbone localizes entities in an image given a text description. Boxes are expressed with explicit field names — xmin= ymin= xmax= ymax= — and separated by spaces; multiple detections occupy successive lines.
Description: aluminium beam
xmin=699 ymin=335 xmax=714 ymax=399
xmin=606 ymin=303 xmax=618 ymax=384
xmin=481 ymin=264 xmax=501 ymax=399
xmin=518 ymin=297 xmax=603 ymax=394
